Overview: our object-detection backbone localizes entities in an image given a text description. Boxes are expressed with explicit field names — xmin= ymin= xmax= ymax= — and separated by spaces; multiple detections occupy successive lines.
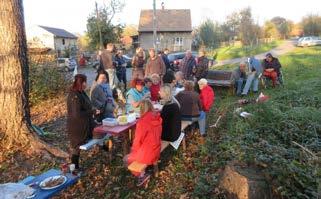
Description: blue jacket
xmin=249 ymin=57 xmax=263 ymax=74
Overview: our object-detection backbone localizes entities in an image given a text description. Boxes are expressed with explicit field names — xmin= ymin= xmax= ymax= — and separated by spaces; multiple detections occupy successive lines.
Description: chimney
xmin=161 ymin=2 xmax=165 ymax=10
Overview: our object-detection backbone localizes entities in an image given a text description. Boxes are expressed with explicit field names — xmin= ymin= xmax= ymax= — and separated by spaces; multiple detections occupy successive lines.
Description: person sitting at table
xmin=162 ymin=70 xmax=176 ymax=86
xmin=175 ymin=81 xmax=206 ymax=137
xmin=150 ymin=73 xmax=161 ymax=101
xmin=142 ymin=77 xmax=152 ymax=96
xmin=159 ymin=85 xmax=181 ymax=144
xmin=126 ymin=78 xmax=150 ymax=113
xmin=67 ymin=74 xmax=99 ymax=170
xmin=124 ymin=99 xmax=162 ymax=186
xmin=90 ymin=70 xmax=115 ymax=121
xmin=262 ymin=53 xmax=282 ymax=87
xmin=175 ymin=71 xmax=185 ymax=88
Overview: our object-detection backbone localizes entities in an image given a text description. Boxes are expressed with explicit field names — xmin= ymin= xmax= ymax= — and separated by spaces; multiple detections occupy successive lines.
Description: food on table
xmin=117 ymin=115 xmax=128 ymax=125
xmin=40 ymin=176 xmax=66 ymax=189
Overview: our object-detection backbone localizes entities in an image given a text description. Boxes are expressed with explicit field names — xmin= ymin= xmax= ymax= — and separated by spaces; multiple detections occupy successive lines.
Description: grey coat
xmin=90 ymin=83 xmax=115 ymax=118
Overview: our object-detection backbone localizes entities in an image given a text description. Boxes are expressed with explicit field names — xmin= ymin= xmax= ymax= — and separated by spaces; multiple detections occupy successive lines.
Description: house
xmin=26 ymin=25 xmax=78 ymax=55
xmin=138 ymin=9 xmax=192 ymax=52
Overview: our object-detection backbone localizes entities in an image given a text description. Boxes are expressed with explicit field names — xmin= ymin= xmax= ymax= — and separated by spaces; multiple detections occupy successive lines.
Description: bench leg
xmin=108 ymin=139 xmax=113 ymax=161
xmin=122 ymin=133 xmax=129 ymax=156
xmin=153 ymin=162 xmax=159 ymax=177
xmin=182 ymin=137 xmax=186 ymax=151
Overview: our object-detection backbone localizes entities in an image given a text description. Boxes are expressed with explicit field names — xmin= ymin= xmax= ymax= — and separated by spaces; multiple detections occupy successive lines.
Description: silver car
xmin=57 ymin=58 xmax=77 ymax=72
xmin=297 ymin=36 xmax=321 ymax=47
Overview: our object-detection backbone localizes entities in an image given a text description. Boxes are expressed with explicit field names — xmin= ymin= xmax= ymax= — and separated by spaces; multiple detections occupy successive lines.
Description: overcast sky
xmin=24 ymin=0 xmax=321 ymax=34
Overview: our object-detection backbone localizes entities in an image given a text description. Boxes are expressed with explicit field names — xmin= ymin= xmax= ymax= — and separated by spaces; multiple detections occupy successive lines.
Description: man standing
xmin=195 ymin=50 xmax=209 ymax=80
xmin=161 ymin=48 xmax=171 ymax=71
xmin=180 ymin=50 xmax=196 ymax=80
xmin=100 ymin=43 xmax=118 ymax=88
xmin=241 ymin=57 xmax=263 ymax=95
xmin=232 ymin=62 xmax=247 ymax=96
xmin=145 ymin=48 xmax=166 ymax=78
xmin=262 ymin=53 xmax=282 ymax=87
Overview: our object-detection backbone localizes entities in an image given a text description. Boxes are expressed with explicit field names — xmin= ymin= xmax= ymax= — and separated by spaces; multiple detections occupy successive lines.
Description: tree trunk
xmin=0 ymin=0 xmax=68 ymax=158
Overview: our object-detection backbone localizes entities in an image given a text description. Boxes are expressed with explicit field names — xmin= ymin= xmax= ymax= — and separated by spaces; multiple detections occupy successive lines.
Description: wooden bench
xmin=128 ymin=121 xmax=193 ymax=176
xmin=206 ymin=70 xmax=235 ymax=94
xmin=79 ymin=134 xmax=111 ymax=151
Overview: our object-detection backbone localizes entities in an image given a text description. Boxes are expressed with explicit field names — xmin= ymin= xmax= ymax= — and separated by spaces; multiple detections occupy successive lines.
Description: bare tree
xmin=0 ymin=0 xmax=68 ymax=158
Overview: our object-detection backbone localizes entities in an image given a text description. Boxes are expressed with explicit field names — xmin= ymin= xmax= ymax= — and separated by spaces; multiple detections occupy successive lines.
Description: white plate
xmin=39 ymin=175 xmax=67 ymax=190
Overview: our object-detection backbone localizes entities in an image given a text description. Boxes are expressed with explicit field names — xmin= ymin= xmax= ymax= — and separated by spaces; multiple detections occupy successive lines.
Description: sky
xmin=24 ymin=0 xmax=321 ymax=34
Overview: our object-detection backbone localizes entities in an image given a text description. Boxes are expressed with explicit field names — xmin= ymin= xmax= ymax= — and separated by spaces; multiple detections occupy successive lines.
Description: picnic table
xmin=20 ymin=169 xmax=79 ymax=199
xmin=93 ymin=121 xmax=137 ymax=159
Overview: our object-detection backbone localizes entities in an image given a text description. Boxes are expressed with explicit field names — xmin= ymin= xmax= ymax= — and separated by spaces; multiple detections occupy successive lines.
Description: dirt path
xmin=214 ymin=40 xmax=296 ymax=66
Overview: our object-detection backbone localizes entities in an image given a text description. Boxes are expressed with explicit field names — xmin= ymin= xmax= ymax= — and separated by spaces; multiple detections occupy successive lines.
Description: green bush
xmin=29 ymin=64 xmax=71 ymax=105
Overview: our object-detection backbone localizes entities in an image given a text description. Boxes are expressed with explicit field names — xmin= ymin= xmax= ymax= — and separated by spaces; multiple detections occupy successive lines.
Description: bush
xmin=29 ymin=63 xmax=71 ymax=105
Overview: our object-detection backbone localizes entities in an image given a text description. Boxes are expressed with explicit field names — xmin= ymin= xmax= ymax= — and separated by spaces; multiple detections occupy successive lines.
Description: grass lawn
xmin=209 ymin=40 xmax=283 ymax=61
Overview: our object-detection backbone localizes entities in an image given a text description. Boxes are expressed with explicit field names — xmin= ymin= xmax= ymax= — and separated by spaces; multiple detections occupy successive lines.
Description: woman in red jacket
xmin=198 ymin=78 xmax=214 ymax=137
xmin=124 ymin=99 xmax=162 ymax=186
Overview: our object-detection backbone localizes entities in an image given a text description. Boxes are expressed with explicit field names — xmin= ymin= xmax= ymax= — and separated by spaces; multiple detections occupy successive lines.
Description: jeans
xmin=182 ymin=111 xmax=206 ymax=135
xmin=242 ymin=73 xmax=259 ymax=95
xmin=236 ymin=78 xmax=245 ymax=95
xmin=106 ymin=69 xmax=118 ymax=89
xmin=116 ymin=67 xmax=127 ymax=89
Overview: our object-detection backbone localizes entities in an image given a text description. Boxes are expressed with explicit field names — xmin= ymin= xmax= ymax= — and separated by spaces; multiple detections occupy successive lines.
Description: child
xmin=175 ymin=71 xmax=185 ymax=88
xmin=142 ymin=77 xmax=152 ymax=96
xmin=150 ymin=74 xmax=161 ymax=102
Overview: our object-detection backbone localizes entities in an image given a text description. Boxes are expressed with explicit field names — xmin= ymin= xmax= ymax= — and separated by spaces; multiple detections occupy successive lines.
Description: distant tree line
xmin=193 ymin=7 xmax=321 ymax=49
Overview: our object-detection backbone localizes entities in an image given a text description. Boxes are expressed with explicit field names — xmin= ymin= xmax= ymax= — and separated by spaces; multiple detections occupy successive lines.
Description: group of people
xmin=232 ymin=53 xmax=283 ymax=96
xmin=66 ymin=43 xmax=215 ymax=186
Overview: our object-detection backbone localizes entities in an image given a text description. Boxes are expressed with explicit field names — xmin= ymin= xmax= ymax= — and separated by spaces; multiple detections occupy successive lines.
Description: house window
xmin=174 ymin=37 xmax=183 ymax=46
xmin=62 ymin=39 xmax=65 ymax=45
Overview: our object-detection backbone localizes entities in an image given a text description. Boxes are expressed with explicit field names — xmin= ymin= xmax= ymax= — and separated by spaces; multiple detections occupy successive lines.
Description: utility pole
xmin=96 ymin=1 xmax=103 ymax=50
xmin=153 ymin=0 xmax=157 ymax=51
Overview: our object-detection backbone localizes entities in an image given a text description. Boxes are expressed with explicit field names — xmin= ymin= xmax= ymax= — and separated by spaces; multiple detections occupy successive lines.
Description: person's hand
xmin=266 ymin=68 xmax=274 ymax=72
xmin=95 ymin=109 xmax=101 ymax=115
xmin=143 ymin=93 xmax=151 ymax=99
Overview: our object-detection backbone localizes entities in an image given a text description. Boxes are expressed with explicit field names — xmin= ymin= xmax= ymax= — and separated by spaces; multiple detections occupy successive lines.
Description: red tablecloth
xmin=94 ymin=121 xmax=137 ymax=136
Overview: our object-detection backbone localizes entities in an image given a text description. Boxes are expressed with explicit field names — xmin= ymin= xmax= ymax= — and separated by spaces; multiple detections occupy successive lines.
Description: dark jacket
xmin=161 ymin=101 xmax=181 ymax=142
xmin=161 ymin=54 xmax=171 ymax=71
xmin=262 ymin=57 xmax=282 ymax=75
xmin=115 ymin=55 xmax=126 ymax=72
xmin=195 ymin=56 xmax=209 ymax=80
xmin=175 ymin=90 xmax=202 ymax=118
xmin=67 ymin=91 xmax=95 ymax=148
xmin=132 ymin=54 xmax=145 ymax=69
xmin=180 ymin=56 xmax=196 ymax=80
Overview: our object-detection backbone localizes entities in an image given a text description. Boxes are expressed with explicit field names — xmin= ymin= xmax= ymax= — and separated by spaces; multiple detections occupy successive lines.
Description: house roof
xmin=138 ymin=9 xmax=192 ymax=32
xmin=39 ymin=25 xmax=78 ymax=39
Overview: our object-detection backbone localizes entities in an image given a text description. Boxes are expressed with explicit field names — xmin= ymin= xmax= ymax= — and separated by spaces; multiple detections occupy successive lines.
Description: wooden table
xmin=93 ymin=121 xmax=137 ymax=159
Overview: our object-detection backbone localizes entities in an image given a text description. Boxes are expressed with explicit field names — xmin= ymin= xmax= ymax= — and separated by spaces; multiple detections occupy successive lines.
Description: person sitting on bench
xmin=159 ymin=85 xmax=181 ymax=147
xmin=175 ymin=81 xmax=206 ymax=137
xmin=232 ymin=62 xmax=247 ymax=96
xmin=262 ymin=53 xmax=282 ymax=87
xmin=124 ymin=99 xmax=162 ymax=186
xmin=126 ymin=78 xmax=150 ymax=114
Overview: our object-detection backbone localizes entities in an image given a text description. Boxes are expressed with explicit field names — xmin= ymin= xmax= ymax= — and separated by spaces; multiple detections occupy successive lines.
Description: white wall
xmin=26 ymin=26 xmax=55 ymax=49
xmin=54 ymin=37 xmax=77 ymax=51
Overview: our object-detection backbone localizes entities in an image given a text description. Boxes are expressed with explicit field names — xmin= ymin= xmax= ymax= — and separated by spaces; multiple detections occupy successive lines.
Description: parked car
xmin=57 ymin=58 xmax=77 ymax=72
xmin=297 ymin=36 xmax=321 ymax=47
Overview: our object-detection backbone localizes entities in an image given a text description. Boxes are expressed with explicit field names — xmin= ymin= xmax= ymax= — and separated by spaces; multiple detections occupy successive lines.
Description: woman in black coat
xmin=67 ymin=74 xmax=98 ymax=170
xmin=159 ymin=85 xmax=181 ymax=142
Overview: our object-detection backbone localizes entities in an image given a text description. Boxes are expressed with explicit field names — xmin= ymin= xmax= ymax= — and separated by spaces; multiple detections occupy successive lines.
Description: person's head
xmin=71 ymin=74 xmax=87 ymax=91
xmin=198 ymin=78 xmax=208 ymax=90
xmin=136 ymin=47 xmax=143 ymax=54
xmin=151 ymin=73 xmax=160 ymax=85
xmin=149 ymin=48 xmax=156 ymax=58
xmin=199 ymin=49 xmax=206 ymax=57
xmin=185 ymin=50 xmax=192 ymax=59
xmin=95 ymin=70 xmax=109 ymax=84
xmin=159 ymin=84 xmax=172 ymax=103
xmin=116 ymin=50 xmax=123 ymax=57
xmin=175 ymin=71 xmax=184 ymax=81
xmin=184 ymin=81 xmax=195 ymax=91
xmin=239 ymin=61 xmax=246 ymax=72
xmin=164 ymin=48 xmax=169 ymax=55
xmin=266 ymin=53 xmax=273 ymax=62
xmin=140 ymin=99 xmax=154 ymax=115
xmin=131 ymin=78 xmax=144 ymax=92
xmin=144 ymin=77 xmax=152 ymax=88
xmin=105 ymin=43 xmax=114 ymax=51
xmin=163 ymin=70 xmax=176 ymax=85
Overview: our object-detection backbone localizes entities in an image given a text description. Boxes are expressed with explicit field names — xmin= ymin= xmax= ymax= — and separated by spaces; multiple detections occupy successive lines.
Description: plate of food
xmin=117 ymin=115 xmax=128 ymax=125
xmin=39 ymin=175 xmax=67 ymax=190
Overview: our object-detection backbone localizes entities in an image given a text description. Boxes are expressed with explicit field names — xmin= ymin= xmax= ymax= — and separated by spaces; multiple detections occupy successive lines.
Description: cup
xmin=69 ymin=164 xmax=75 ymax=173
